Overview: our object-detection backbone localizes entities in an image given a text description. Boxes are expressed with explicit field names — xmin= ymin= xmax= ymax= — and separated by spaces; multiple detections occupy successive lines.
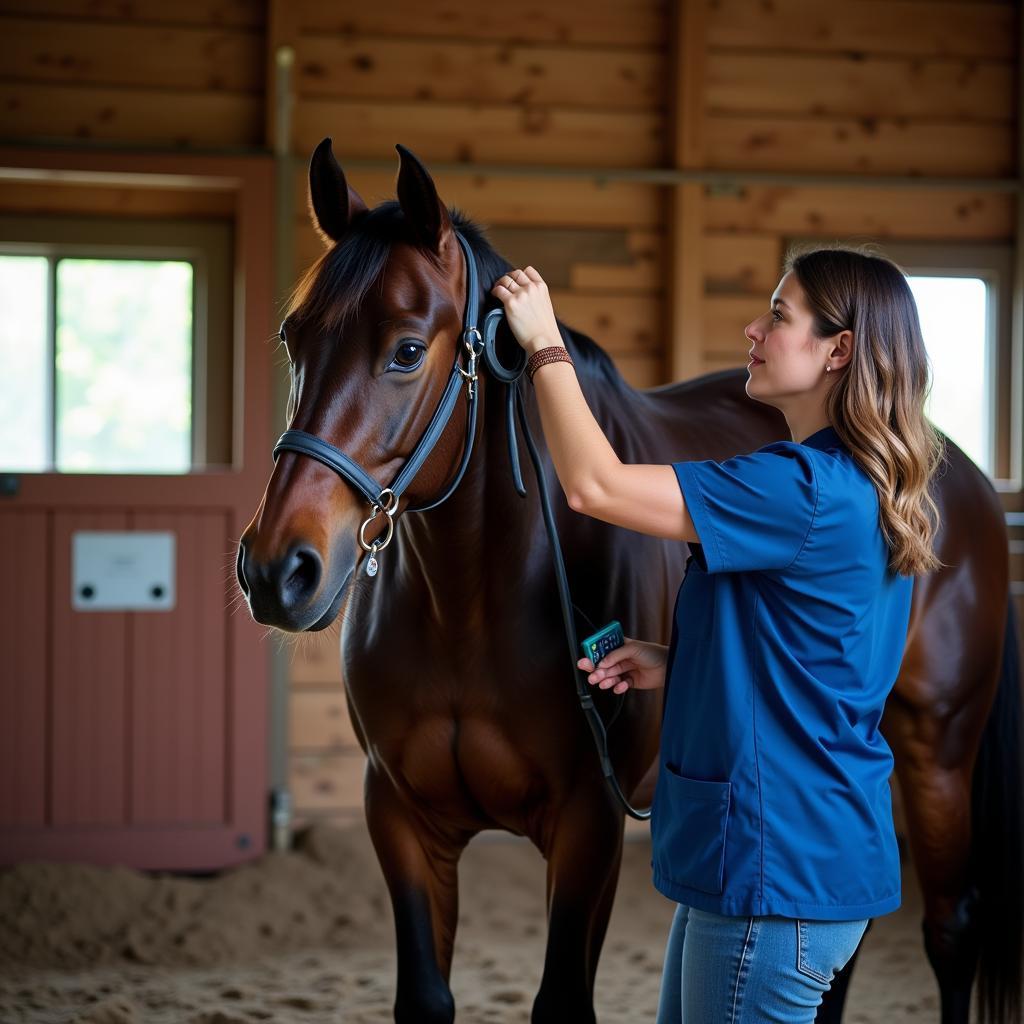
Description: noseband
xmin=271 ymin=229 xmax=649 ymax=820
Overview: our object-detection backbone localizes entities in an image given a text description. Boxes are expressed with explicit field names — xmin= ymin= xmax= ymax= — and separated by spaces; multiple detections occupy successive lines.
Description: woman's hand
xmin=490 ymin=266 xmax=563 ymax=355
xmin=577 ymin=637 xmax=669 ymax=695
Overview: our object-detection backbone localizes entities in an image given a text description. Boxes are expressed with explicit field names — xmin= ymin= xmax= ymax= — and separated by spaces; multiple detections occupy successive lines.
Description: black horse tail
xmin=970 ymin=595 xmax=1024 ymax=1024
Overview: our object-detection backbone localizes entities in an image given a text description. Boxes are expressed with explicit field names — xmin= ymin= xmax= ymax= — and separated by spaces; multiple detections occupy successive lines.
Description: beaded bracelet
xmin=526 ymin=345 xmax=575 ymax=383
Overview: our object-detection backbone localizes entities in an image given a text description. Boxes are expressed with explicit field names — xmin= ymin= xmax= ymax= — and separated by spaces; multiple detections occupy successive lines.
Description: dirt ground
xmin=0 ymin=822 xmax=940 ymax=1023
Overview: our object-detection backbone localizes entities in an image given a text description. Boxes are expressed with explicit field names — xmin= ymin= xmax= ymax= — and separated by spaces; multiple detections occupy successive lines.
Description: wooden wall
xmin=0 ymin=0 xmax=1018 ymax=841
xmin=688 ymin=0 xmax=1017 ymax=373
xmin=276 ymin=0 xmax=672 ymax=388
xmin=0 ymin=0 xmax=265 ymax=147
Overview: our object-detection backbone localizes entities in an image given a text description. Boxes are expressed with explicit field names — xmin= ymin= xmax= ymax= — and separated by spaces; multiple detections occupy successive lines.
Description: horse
xmin=236 ymin=138 xmax=1023 ymax=1024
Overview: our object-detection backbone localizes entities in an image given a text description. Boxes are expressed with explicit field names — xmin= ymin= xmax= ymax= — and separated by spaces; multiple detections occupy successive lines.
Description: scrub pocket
xmin=652 ymin=765 xmax=732 ymax=894
xmin=795 ymin=918 xmax=870 ymax=983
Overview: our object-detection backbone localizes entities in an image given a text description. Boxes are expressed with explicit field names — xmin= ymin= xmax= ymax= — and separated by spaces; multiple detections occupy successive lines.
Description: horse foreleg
xmin=364 ymin=766 xmax=469 ymax=1024
xmin=531 ymin=783 xmax=623 ymax=1024
xmin=890 ymin=725 xmax=982 ymax=1024
xmin=813 ymin=918 xmax=874 ymax=1023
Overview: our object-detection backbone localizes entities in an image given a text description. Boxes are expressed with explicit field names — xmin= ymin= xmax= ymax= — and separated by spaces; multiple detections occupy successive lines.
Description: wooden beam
xmin=666 ymin=0 xmax=707 ymax=385
xmin=265 ymin=0 xmax=299 ymax=152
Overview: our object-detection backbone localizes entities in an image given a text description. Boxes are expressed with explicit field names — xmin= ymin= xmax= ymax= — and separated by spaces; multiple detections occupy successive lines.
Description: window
xmin=905 ymin=274 xmax=991 ymax=476
xmin=0 ymin=217 xmax=233 ymax=473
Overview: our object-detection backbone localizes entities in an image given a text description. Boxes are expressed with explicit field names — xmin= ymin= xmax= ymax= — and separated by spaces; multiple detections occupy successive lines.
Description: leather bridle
xmin=272 ymin=229 xmax=650 ymax=820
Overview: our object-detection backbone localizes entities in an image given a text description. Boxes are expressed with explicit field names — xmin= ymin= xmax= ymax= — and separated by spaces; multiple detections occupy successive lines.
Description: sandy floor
xmin=0 ymin=823 xmax=939 ymax=1023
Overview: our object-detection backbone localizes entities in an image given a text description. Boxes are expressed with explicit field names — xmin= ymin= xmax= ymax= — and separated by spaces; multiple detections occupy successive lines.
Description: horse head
xmin=237 ymin=138 xmax=505 ymax=631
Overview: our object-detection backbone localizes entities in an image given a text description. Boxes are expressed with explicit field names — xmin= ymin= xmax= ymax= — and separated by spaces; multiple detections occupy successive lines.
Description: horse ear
xmin=395 ymin=143 xmax=453 ymax=257
xmin=307 ymin=137 xmax=367 ymax=245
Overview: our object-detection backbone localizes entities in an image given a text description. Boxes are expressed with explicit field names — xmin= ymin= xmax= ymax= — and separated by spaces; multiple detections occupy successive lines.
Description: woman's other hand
xmin=490 ymin=266 xmax=563 ymax=355
xmin=576 ymin=638 xmax=669 ymax=694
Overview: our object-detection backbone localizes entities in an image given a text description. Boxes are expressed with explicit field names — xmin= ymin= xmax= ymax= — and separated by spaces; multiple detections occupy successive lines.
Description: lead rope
xmin=511 ymin=378 xmax=652 ymax=821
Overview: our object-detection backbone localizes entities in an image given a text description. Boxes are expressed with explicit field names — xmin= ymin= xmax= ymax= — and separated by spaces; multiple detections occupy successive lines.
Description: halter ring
xmin=359 ymin=506 xmax=395 ymax=552
xmin=358 ymin=490 xmax=397 ymax=552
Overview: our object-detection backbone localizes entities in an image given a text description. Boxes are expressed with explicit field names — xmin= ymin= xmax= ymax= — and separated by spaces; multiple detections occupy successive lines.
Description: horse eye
xmin=390 ymin=341 xmax=425 ymax=371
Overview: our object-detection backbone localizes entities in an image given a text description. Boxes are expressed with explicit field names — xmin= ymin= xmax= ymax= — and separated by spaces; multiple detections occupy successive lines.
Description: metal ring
xmin=358 ymin=505 xmax=395 ymax=552
xmin=377 ymin=487 xmax=399 ymax=515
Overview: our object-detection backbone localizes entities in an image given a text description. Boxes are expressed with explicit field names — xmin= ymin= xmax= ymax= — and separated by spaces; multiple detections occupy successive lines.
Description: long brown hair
xmin=784 ymin=244 xmax=946 ymax=576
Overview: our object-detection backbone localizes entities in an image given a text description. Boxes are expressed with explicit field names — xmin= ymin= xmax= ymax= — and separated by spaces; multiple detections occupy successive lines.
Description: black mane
xmin=284 ymin=202 xmax=623 ymax=386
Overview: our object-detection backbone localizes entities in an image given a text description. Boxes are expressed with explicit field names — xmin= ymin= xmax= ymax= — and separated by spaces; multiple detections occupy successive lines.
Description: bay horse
xmin=236 ymin=138 xmax=1023 ymax=1024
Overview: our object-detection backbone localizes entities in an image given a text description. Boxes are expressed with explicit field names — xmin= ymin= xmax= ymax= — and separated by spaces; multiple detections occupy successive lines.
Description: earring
xmin=825 ymin=364 xmax=832 ymax=373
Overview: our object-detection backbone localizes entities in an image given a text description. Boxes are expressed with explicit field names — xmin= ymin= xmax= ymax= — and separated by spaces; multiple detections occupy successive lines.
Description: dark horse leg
xmin=813 ymin=919 xmax=874 ymax=1023
xmin=364 ymin=766 xmax=471 ymax=1024
xmin=531 ymin=781 xmax=624 ymax=1024
xmin=884 ymin=710 xmax=984 ymax=1024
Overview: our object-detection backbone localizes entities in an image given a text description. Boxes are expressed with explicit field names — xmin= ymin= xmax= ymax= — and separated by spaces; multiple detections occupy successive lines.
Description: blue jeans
xmin=655 ymin=903 xmax=870 ymax=1023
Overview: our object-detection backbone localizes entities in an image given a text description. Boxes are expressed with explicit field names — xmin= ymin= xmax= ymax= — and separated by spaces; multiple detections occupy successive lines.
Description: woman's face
xmin=743 ymin=271 xmax=832 ymax=408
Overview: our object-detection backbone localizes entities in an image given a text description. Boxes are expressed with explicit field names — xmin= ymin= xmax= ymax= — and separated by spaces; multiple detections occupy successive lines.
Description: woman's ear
xmin=307 ymin=137 xmax=368 ymax=246
xmin=829 ymin=329 xmax=854 ymax=370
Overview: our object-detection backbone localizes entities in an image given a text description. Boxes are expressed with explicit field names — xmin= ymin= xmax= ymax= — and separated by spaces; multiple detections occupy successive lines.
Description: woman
xmin=491 ymin=245 xmax=944 ymax=1022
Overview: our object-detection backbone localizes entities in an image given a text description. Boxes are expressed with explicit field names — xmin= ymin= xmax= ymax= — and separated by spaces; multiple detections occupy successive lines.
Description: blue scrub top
xmin=650 ymin=424 xmax=912 ymax=920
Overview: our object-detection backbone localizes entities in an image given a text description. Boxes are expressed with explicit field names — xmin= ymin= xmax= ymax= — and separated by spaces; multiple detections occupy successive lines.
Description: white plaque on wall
xmin=72 ymin=531 xmax=176 ymax=611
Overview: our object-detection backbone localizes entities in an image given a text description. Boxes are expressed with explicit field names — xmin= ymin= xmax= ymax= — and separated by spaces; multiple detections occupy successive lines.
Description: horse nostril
xmin=280 ymin=544 xmax=323 ymax=610
xmin=235 ymin=541 xmax=250 ymax=596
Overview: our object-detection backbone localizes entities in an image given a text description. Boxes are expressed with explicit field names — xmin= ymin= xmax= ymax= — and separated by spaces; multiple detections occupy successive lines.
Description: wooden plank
xmin=130 ymin=511 xmax=229 ymax=826
xmin=296 ymin=225 xmax=664 ymax=294
xmin=703 ymin=295 xmax=765 ymax=361
xmin=704 ymin=186 xmax=1015 ymax=241
xmin=0 ymin=180 xmax=236 ymax=218
xmin=665 ymin=0 xmax=707 ymax=385
xmin=292 ymin=166 xmax=663 ymax=230
xmin=570 ymin=241 xmax=662 ymax=292
xmin=549 ymin=289 xmax=660 ymax=354
xmin=51 ymin=510 xmax=129 ymax=826
xmin=266 ymin=0 xmax=301 ymax=151
xmin=671 ymin=0 xmax=707 ymax=168
xmin=0 ymin=82 xmax=262 ymax=147
xmin=296 ymin=184 xmax=663 ymax=241
xmin=570 ymin=261 xmax=659 ymax=295
xmin=0 ymin=0 xmax=265 ymax=29
xmin=0 ymin=15 xmax=263 ymax=93
xmin=290 ymin=750 xmax=366 ymax=812
xmin=291 ymin=0 xmax=669 ymax=49
xmin=291 ymin=807 xmax=365 ymax=831
xmin=292 ymin=98 xmax=664 ymax=168
xmin=294 ymin=35 xmax=664 ymax=111
xmin=666 ymin=184 xmax=704 ymax=384
xmin=611 ymin=351 xmax=666 ymax=389
xmin=707 ymin=0 xmax=1015 ymax=60
xmin=705 ymin=115 xmax=1013 ymax=177
xmin=290 ymin=691 xmax=360 ymax=750
xmin=482 ymin=225 xmax=636 ymax=288
xmin=703 ymin=350 xmax=752 ymax=375
xmin=0 ymin=511 xmax=47 ymax=827
xmin=707 ymin=52 xmax=1013 ymax=122
xmin=289 ymin=636 xmax=344 ymax=687
xmin=705 ymin=234 xmax=781 ymax=295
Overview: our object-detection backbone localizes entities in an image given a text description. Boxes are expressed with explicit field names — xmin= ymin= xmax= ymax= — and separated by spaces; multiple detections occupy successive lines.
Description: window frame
xmin=0 ymin=215 xmax=233 ymax=473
